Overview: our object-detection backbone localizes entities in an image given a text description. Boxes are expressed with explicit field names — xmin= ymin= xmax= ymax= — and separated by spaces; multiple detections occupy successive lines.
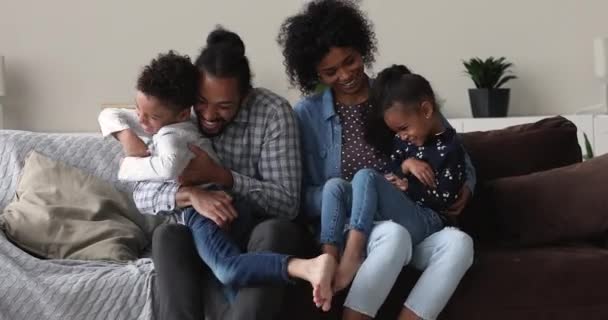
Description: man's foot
xmin=333 ymin=255 xmax=363 ymax=293
xmin=306 ymin=253 xmax=337 ymax=312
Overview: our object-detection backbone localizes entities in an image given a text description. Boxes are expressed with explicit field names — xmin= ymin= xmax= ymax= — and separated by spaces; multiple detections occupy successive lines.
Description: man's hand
xmin=115 ymin=129 xmax=149 ymax=157
xmin=401 ymin=158 xmax=436 ymax=188
xmin=178 ymin=145 xmax=233 ymax=187
xmin=444 ymin=185 xmax=472 ymax=216
xmin=385 ymin=173 xmax=409 ymax=192
xmin=188 ymin=188 xmax=238 ymax=227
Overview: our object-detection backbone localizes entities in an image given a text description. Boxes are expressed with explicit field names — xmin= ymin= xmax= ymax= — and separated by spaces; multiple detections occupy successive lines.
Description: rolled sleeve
xmin=231 ymin=170 xmax=253 ymax=196
xmin=133 ymin=181 xmax=180 ymax=215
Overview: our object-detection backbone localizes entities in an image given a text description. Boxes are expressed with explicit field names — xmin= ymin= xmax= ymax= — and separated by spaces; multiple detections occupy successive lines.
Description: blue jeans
xmin=183 ymin=206 xmax=291 ymax=293
xmin=320 ymin=168 xmax=444 ymax=246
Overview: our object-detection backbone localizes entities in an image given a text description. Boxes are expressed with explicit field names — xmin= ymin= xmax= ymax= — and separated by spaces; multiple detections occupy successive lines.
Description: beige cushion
xmin=0 ymin=151 xmax=166 ymax=261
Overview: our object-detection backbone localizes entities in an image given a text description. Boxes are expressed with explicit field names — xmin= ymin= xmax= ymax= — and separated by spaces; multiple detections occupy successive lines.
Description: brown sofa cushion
xmin=441 ymin=244 xmax=608 ymax=320
xmin=460 ymin=116 xmax=582 ymax=182
xmin=458 ymin=116 xmax=583 ymax=242
xmin=485 ymin=154 xmax=608 ymax=246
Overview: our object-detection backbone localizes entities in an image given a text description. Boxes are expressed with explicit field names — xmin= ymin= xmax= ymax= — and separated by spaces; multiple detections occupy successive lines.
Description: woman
xmin=277 ymin=1 xmax=475 ymax=319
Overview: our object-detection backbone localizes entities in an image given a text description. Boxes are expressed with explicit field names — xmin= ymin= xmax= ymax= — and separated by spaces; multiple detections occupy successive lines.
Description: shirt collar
xmin=232 ymin=89 xmax=255 ymax=124
xmin=321 ymin=88 xmax=336 ymax=121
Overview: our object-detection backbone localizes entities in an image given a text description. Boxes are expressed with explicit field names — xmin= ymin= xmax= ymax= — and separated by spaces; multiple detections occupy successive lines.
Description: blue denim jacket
xmin=294 ymin=87 xmax=477 ymax=217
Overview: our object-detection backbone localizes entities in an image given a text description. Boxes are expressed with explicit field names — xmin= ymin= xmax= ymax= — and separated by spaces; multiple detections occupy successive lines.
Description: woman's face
xmin=316 ymin=47 xmax=366 ymax=97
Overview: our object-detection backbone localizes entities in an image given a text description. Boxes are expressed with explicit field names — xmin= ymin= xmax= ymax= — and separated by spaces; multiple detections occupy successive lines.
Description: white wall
xmin=1 ymin=0 xmax=607 ymax=132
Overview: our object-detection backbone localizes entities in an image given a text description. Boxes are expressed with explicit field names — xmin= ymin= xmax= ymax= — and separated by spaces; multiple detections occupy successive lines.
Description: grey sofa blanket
xmin=0 ymin=130 xmax=133 ymax=210
xmin=0 ymin=232 xmax=156 ymax=320
xmin=0 ymin=130 xmax=157 ymax=320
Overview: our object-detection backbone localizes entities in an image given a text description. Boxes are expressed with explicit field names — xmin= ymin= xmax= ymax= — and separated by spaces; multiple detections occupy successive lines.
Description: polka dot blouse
xmin=334 ymin=100 xmax=389 ymax=181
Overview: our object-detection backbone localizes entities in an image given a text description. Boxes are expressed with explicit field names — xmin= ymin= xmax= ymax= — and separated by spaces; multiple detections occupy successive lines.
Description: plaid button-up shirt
xmin=132 ymin=88 xmax=301 ymax=223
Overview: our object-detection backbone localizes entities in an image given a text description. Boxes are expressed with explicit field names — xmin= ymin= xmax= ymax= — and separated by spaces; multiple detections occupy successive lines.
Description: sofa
xmin=1 ymin=116 xmax=607 ymax=320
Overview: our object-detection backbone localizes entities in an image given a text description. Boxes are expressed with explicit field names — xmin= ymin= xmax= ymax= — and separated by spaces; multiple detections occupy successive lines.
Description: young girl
xmin=326 ymin=65 xmax=467 ymax=292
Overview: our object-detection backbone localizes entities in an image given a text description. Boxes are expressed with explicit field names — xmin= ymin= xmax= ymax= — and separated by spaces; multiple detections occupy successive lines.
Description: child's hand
xmin=116 ymin=129 xmax=149 ymax=157
xmin=385 ymin=173 xmax=409 ymax=191
xmin=401 ymin=158 xmax=436 ymax=189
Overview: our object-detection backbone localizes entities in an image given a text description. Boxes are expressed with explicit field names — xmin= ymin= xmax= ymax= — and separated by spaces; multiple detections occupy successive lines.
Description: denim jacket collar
xmin=321 ymin=88 xmax=337 ymax=121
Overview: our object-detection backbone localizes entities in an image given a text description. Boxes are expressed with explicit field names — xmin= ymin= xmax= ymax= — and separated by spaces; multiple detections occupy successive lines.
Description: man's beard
xmin=195 ymin=114 xmax=225 ymax=138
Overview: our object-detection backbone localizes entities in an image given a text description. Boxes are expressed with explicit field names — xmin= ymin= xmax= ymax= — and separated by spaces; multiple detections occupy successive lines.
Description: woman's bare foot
xmin=333 ymin=255 xmax=363 ymax=293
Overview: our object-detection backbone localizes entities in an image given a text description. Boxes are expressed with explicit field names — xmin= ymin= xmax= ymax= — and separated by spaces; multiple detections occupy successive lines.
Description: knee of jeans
xmin=247 ymin=219 xmax=303 ymax=254
xmin=438 ymin=227 xmax=474 ymax=270
xmin=370 ymin=221 xmax=413 ymax=266
xmin=352 ymin=168 xmax=378 ymax=183
xmin=323 ymin=177 xmax=350 ymax=197
xmin=152 ymin=224 xmax=197 ymax=265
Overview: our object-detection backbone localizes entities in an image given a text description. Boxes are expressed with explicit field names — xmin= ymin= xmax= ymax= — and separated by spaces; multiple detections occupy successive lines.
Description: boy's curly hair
xmin=277 ymin=0 xmax=377 ymax=95
xmin=137 ymin=51 xmax=199 ymax=112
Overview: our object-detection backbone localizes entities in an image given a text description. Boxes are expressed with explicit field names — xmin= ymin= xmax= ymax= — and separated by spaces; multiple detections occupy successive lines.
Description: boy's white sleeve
xmin=118 ymin=128 xmax=194 ymax=181
xmin=98 ymin=108 xmax=146 ymax=137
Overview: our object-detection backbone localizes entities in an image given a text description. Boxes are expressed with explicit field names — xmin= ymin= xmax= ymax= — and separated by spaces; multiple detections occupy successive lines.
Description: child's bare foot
xmin=306 ymin=254 xmax=337 ymax=312
xmin=333 ymin=255 xmax=363 ymax=293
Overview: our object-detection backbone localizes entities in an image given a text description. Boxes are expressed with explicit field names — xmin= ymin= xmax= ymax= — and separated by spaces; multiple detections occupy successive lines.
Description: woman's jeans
xmin=320 ymin=168 xmax=444 ymax=246
xmin=344 ymin=222 xmax=474 ymax=319
xmin=182 ymin=206 xmax=291 ymax=296
xmin=318 ymin=168 xmax=474 ymax=319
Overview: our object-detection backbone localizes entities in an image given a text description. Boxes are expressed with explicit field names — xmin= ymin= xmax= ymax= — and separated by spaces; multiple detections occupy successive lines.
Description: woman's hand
xmin=385 ymin=173 xmax=409 ymax=192
xmin=444 ymin=185 xmax=472 ymax=216
xmin=401 ymin=158 xmax=436 ymax=188
xmin=115 ymin=129 xmax=149 ymax=157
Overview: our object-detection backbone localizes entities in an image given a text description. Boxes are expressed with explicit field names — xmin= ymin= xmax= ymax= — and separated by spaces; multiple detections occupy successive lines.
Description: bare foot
xmin=306 ymin=254 xmax=337 ymax=312
xmin=333 ymin=255 xmax=363 ymax=293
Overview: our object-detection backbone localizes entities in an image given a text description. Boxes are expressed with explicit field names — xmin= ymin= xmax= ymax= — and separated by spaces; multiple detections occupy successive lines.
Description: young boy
xmin=99 ymin=51 xmax=218 ymax=188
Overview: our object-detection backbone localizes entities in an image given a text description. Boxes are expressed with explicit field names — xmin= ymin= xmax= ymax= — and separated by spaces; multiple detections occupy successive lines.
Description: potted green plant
xmin=463 ymin=56 xmax=517 ymax=117
xmin=583 ymin=132 xmax=595 ymax=161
